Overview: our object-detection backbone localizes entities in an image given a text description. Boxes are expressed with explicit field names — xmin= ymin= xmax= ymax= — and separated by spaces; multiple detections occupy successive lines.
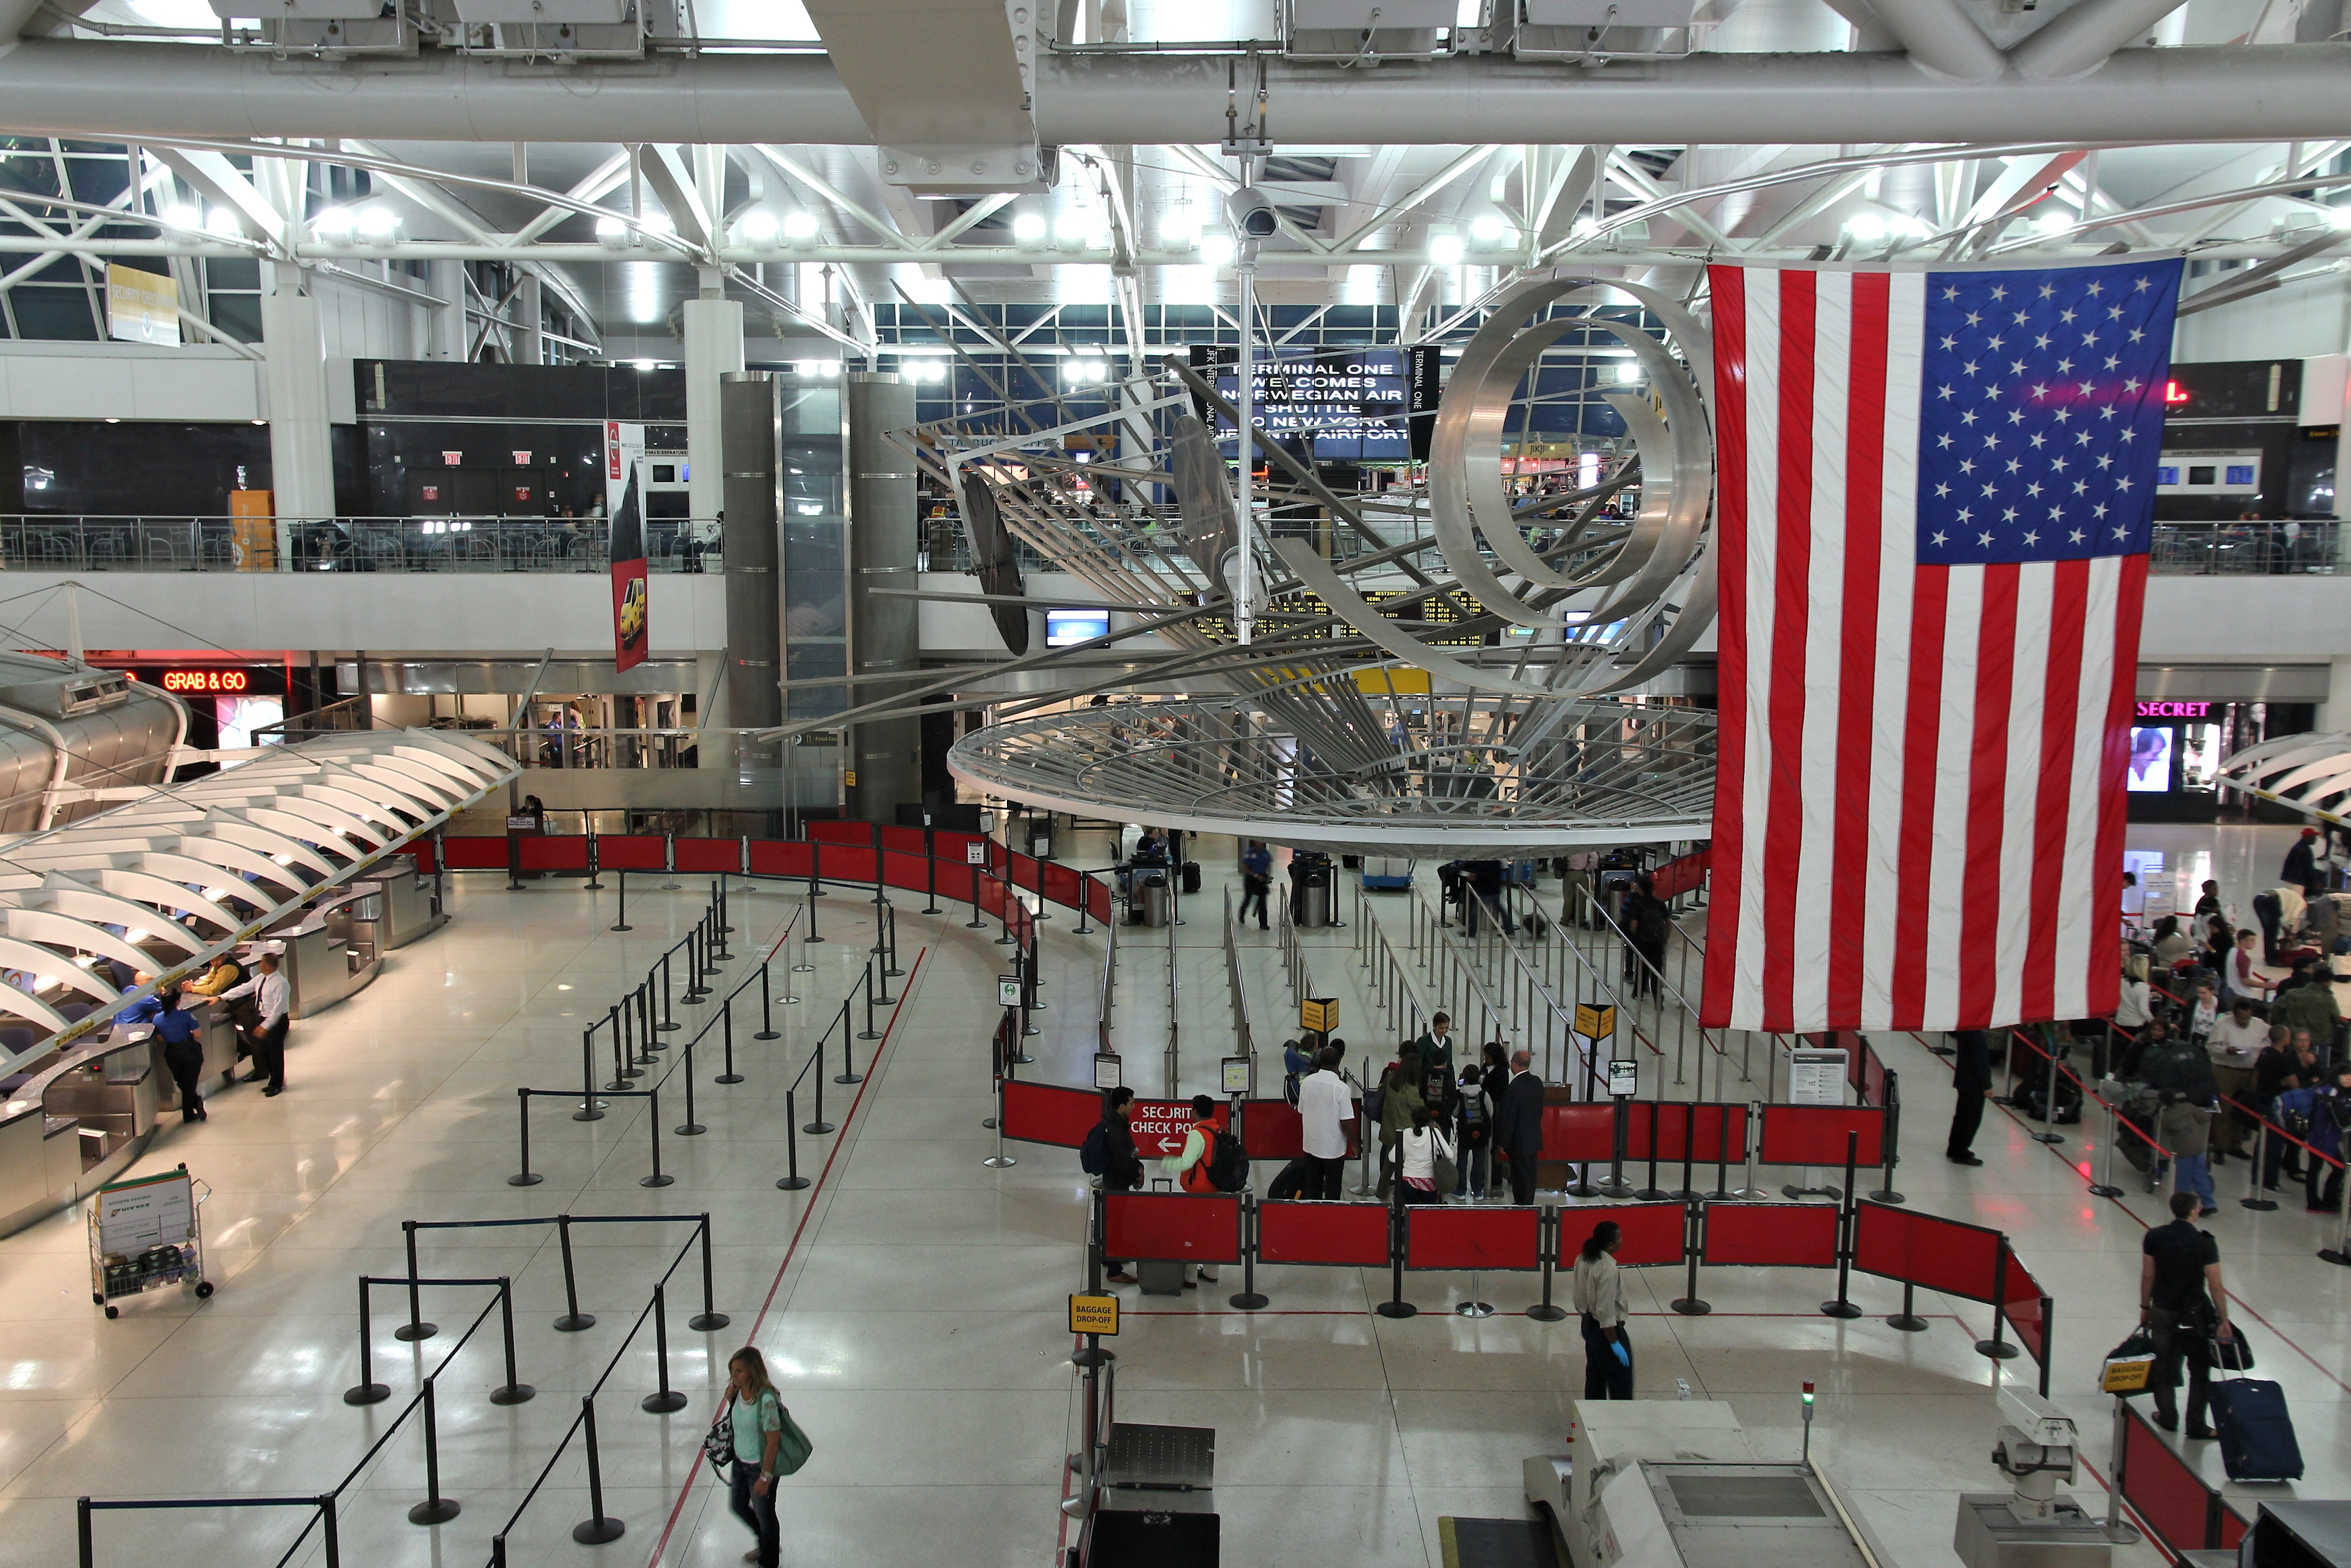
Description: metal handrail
xmin=0 ymin=513 xmax=727 ymax=574
xmin=1222 ymin=884 xmax=1255 ymax=1083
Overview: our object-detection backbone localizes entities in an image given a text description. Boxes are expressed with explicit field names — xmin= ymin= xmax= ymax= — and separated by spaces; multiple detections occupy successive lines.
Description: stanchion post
xmin=1672 ymin=1101 xmax=1699 ymax=1202
xmin=1528 ymin=1207 xmax=1567 ymax=1322
xmin=1074 ymin=872 xmax=1091 ymax=935
xmin=490 ymin=1276 xmax=533 ymax=1404
xmin=1374 ymin=1180 xmax=1416 ymax=1319
xmin=755 ymin=964 xmax=779 ymax=1041
xmin=2239 ymin=1117 xmax=2277 ymax=1211
xmin=641 ymin=1284 xmax=688 ymax=1414
xmin=607 ymin=1008 xmax=635 ymax=1092
xmin=1870 ymin=1077 xmax=1905 ymax=1204
xmin=1596 ymin=1097 xmax=1633 ymax=1199
xmin=510 ymin=1088 xmax=542 ymax=1185
xmin=839 ymin=998 xmax=864 ymax=1081
xmin=610 ymin=868 xmax=630 ymax=931
xmin=554 ymin=1214 xmax=594 ymax=1332
xmin=677 ymin=1041 xmax=704 ymax=1136
xmin=717 ymin=997 xmax=742 ymax=1084
xmin=1669 ymin=1201 xmax=1710 ymax=1316
xmin=1634 ymin=1102 xmax=1667 ymax=1202
xmin=1229 ymin=1194 xmax=1267 ymax=1310
xmin=570 ymin=1395 xmax=625 ymax=1544
xmin=2090 ymin=1095 xmax=2128 ymax=1199
xmin=1822 ymin=1131 xmax=1863 ymax=1319
xmin=1709 ymin=1103 xmax=1734 ymax=1202
xmin=575 ymin=1027 xmax=602 ymax=1121
xmin=405 ymin=1376 xmax=461 ymax=1525
xmin=344 ymin=1276 xmax=390 ymax=1404
xmin=396 ymin=1220 xmax=436 ymax=1341
xmin=2323 ymin=1175 xmax=2351 ymax=1267
xmin=1887 ymin=1280 xmax=1929 ymax=1332
xmin=642 ymin=1085 xmax=673 ymax=1186
xmin=658 ymin=951 xmax=679 ymax=1031
xmin=805 ymin=863 xmax=825 ymax=944
xmin=690 ymin=1214 xmax=729 ymax=1330
xmin=2032 ymin=1029 xmax=2065 ymax=1144
xmin=1975 ymin=1245 xmax=2020 ymax=1358
xmin=777 ymin=1092 xmax=809 ymax=1190
xmin=924 ymin=825 xmax=942 ymax=914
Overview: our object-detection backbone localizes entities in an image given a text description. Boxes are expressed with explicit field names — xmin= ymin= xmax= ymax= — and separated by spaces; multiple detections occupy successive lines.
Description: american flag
xmin=1697 ymin=259 xmax=2183 ymax=1035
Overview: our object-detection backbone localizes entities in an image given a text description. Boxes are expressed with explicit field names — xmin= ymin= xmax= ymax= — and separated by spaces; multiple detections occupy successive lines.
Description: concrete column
xmin=721 ymin=371 xmax=783 ymax=779
xmin=2322 ymin=655 xmax=2351 ymax=733
xmin=682 ymin=289 xmax=743 ymax=524
xmin=260 ymin=263 xmax=336 ymax=547
xmin=425 ymin=261 xmax=467 ymax=361
xmin=845 ymin=370 xmax=920 ymax=824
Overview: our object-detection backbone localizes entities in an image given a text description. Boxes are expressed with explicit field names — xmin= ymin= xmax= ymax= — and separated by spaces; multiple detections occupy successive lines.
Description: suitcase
xmin=2208 ymin=1377 xmax=2304 ymax=1482
xmin=1181 ymin=862 xmax=1203 ymax=895
xmin=1266 ymin=1157 xmax=1310 ymax=1201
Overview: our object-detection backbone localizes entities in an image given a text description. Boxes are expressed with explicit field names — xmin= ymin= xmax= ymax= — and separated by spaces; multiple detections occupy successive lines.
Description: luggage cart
xmin=90 ymin=1163 xmax=211 ymax=1318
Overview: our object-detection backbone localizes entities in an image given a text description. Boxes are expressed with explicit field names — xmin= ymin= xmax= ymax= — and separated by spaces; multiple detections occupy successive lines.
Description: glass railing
xmin=0 ymin=515 xmax=725 ymax=573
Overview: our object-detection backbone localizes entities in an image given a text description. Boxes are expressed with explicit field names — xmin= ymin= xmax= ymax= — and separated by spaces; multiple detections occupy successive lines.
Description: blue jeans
xmin=1454 ymin=1144 xmax=1489 ymax=1198
xmin=2175 ymin=1153 xmax=2216 ymax=1211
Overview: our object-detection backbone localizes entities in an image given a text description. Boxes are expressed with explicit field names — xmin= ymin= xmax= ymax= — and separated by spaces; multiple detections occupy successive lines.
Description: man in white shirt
xmin=2208 ymin=995 xmax=2267 ymax=1160
xmin=218 ymin=951 xmax=291 ymax=1097
xmin=1296 ymin=1045 xmax=1353 ymax=1200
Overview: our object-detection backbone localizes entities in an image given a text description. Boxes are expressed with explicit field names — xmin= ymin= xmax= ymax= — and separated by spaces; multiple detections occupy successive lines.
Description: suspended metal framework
xmin=888 ymin=279 xmax=1718 ymax=850
xmin=2213 ymin=733 xmax=2351 ymax=826
xmin=949 ymin=699 xmax=1716 ymax=856
xmin=0 ymin=727 xmax=514 ymax=1073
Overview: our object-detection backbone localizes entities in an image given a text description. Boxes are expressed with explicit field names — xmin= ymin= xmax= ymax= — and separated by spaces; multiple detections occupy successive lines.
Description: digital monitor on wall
xmin=1046 ymin=608 xmax=1111 ymax=647
xmin=2127 ymin=725 xmax=2175 ymax=793
xmin=1211 ymin=348 xmax=1412 ymax=462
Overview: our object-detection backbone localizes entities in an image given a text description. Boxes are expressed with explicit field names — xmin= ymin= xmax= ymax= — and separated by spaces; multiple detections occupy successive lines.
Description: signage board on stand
xmin=1125 ymin=1099 xmax=1226 ymax=1159
xmin=1607 ymin=1059 xmax=1640 ymax=1098
xmin=1788 ymin=1049 xmax=1850 ymax=1106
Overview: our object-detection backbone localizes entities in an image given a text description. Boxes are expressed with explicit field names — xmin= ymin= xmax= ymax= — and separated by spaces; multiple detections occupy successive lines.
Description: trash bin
xmin=1295 ymin=868 xmax=1331 ymax=928
xmin=1027 ymin=815 xmax=1054 ymax=861
xmin=1139 ymin=873 xmax=1170 ymax=928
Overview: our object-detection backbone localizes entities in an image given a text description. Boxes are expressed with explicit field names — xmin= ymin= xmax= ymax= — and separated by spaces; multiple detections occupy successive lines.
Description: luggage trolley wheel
xmin=194 ymin=1281 xmax=213 ymax=1299
xmin=104 ymin=1304 xmax=118 ymax=1319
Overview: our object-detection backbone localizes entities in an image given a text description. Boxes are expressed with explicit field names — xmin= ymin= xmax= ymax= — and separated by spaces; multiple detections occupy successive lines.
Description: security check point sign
xmin=1126 ymin=1100 xmax=1227 ymax=1159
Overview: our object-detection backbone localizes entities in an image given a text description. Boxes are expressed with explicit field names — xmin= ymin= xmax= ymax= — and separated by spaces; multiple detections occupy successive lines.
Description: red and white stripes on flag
xmin=1697 ymin=265 xmax=2146 ymax=1034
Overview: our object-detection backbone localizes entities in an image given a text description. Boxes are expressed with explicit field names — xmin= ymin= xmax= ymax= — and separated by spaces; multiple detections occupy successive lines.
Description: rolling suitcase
xmin=1265 ymin=1158 xmax=1310 ymax=1202
xmin=1181 ymin=861 xmax=1203 ymax=895
xmin=2208 ymin=1377 xmax=2304 ymax=1482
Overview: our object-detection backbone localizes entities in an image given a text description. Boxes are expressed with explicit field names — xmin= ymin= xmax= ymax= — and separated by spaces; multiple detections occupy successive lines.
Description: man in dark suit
xmin=1946 ymin=1029 xmax=1991 ymax=1165
xmin=1496 ymin=1050 xmax=1545 ymax=1205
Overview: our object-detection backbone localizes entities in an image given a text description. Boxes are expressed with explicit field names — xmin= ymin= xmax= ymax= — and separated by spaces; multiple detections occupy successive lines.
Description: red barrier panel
xmin=405 ymin=840 xmax=437 ymax=874
xmin=440 ymin=836 xmax=508 ymax=870
xmin=518 ymin=834 xmax=590 ymax=872
xmin=809 ymin=822 xmax=868 ymax=845
xmin=2001 ymin=1245 xmax=2051 ymax=1370
xmin=748 ymin=839 xmax=813 ymax=878
xmin=817 ymin=844 xmax=879 ymax=884
xmin=1106 ymin=1192 xmax=1242 ymax=1265
xmin=1700 ymin=1201 xmax=1839 ymax=1268
xmin=1405 ymin=1205 xmax=1541 ymax=1271
xmin=1756 ymin=1104 xmax=1884 ymax=1167
xmin=935 ymin=861 xmax=977 ymax=903
xmin=672 ymin=836 xmax=741 ymax=874
xmin=596 ymin=834 xmax=668 ymax=871
xmin=1851 ymin=1201 xmax=2002 ymax=1303
xmin=1541 ymin=1103 xmax=1617 ymax=1162
xmin=1624 ymin=1102 xmax=1750 ymax=1163
xmin=998 ymin=1079 xmax=1101 ymax=1148
xmin=1237 ymin=1099 xmax=1361 ymax=1161
xmin=2120 ymin=1408 xmax=2217 ymax=1557
xmin=1564 ymin=1201 xmax=1686 ymax=1268
xmin=1088 ymin=878 xmax=1112 ymax=922
xmin=1003 ymin=849 xmax=1042 ymax=895
xmin=1653 ymin=849 xmax=1708 ymax=900
xmin=881 ymin=849 xmax=931 ymax=896
xmin=878 ymin=825 xmax=924 ymax=854
xmin=1257 ymin=1201 xmax=1391 ymax=1266
xmin=1040 ymin=860 xmax=1084 ymax=910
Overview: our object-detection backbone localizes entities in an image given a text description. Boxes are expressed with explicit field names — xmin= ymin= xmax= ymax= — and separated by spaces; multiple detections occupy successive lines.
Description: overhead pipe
xmin=0 ymin=40 xmax=2346 ymax=144
xmin=2009 ymin=0 xmax=2192 ymax=79
xmin=1838 ymin=0 xmax=2005 ymax=81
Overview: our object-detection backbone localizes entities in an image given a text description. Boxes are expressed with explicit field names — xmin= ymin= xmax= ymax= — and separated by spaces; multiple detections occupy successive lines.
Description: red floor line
xmin=641 ymin=944 xmax=928 ymax=1568
xmin=1118 ymin=1307 xmax=1974 ymax=1322
xmin=1904 ymin=1033 xmax=2351 ymax=1399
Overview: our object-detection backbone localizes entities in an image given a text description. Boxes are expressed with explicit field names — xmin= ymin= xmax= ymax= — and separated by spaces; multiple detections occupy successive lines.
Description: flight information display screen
xmin=1211 ymin=348 xmax=1412 ymax=461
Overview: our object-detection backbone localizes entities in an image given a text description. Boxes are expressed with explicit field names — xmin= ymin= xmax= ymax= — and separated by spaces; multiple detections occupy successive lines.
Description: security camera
xmin=1224 ymin=186 xmax=1280 ymax=240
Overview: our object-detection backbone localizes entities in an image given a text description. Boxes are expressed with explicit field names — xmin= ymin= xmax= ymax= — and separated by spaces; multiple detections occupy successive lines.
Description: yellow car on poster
xmin=618 ymin=576 xmax=647 ymax=642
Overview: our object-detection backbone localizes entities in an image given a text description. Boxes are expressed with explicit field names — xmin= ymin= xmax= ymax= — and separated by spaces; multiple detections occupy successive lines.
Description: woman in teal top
xmin=726 ymin=1347 xmax=784 ymax=1567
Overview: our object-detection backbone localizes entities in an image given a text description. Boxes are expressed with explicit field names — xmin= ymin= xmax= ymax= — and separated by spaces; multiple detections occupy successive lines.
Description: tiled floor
xmin=0 ymin=827 xmax=2342 ymax=1568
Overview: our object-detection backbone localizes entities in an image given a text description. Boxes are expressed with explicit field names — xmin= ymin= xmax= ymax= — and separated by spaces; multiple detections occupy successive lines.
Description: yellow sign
xmin=106 ymin=263 xmax=179 ymax=346
xmin=1574 ymin=1003 xmax=1617 ymax=1040
xmin=1351 ymin=665 xmax=1432 ymax=696
xmin=1300 ymin=997 xmax=1338 ymax=1034
xmin=844 ymin=769 xmax=857 ymax=788
xmin=1069 ymin=1293 xmax=1119 ymax=1337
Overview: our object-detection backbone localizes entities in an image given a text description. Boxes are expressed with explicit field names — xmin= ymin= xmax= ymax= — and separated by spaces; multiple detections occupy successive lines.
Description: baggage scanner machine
xmin=1525 ymin=1399 xmax=1891 ymax=1568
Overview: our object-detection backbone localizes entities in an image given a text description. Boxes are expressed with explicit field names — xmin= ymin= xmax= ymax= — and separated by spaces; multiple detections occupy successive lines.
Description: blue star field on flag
xmin=1916 ymin=259 xmax=2183 ymax=566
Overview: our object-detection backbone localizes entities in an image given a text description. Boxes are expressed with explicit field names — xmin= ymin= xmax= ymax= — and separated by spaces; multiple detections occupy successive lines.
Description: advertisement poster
xmin=2127 ymin=725 xmax=2174 ymax=793
xmin=606 ymin=420 xmax=649 ymax=672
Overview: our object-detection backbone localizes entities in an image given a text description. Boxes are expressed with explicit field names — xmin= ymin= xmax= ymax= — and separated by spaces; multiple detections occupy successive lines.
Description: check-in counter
xmin=0 ymin=1035 xmax=160 ymax=1237
xmin=265 ymin=887 xmax=383 ymax=1019
xmin=372 ymin=865 xmax=446 ymax=950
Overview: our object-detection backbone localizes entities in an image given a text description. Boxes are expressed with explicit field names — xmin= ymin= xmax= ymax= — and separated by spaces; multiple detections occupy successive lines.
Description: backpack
xmin=1207 ymin=1129 xmax=1249 ymax=1192
xmin=1363 ymin=1071 xmax=1389 ymax=1122
xmin=1079 ymin=1122 xmax=1109 ymax=1176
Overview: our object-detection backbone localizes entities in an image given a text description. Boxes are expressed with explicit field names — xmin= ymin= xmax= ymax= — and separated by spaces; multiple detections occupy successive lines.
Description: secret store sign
xmin=2136 ymin=700 xmax=2212 ymax=720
